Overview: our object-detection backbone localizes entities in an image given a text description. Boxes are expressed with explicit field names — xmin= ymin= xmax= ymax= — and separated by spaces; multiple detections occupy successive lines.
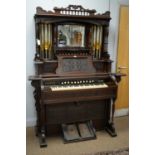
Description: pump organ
xmin=29 ymin=5 xmax=123 ymax=147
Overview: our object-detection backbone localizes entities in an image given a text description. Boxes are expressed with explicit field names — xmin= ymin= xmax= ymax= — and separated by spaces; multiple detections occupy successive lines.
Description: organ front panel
xmin=29 ymin=5 xmax=123 ymax=147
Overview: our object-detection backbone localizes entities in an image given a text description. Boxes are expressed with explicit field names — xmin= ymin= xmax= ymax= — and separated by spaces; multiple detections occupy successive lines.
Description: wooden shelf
xmin=34 ymin=59 xmax=113 ymax=64
xmin=34 ymin=60 xmax=58 ymax=64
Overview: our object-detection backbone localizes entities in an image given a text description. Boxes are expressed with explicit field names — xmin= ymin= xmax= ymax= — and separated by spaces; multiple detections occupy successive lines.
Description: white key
xmin=51 ymin=84 xmax=108 ymax=91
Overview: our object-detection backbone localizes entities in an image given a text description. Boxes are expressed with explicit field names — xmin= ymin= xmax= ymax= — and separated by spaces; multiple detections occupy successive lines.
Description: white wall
xmin=26 ymin=0 xmax=129 ymax=126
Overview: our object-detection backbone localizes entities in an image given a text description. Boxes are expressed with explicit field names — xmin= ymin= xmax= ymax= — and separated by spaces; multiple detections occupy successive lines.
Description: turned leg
xmin=39 ymin=103 xmax=47 ymax=147
xmin=31 ymin=81 xmax=47 ymax=147
xmin=105 ymin=98 xmax=117 ymax=137
xmin=39 ymin=127 xmax=47 ymax=147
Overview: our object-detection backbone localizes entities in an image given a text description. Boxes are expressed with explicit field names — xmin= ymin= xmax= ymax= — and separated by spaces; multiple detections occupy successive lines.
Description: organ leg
xmin=39 ymin=104 xmax=47 ymax=147
xmin=39 ymin=126 xmax=47 ymax=147
xmin=105 ymin=98 xmax=117 ymax=137
xmin=31 ymin=80 xmax=47 ymax=146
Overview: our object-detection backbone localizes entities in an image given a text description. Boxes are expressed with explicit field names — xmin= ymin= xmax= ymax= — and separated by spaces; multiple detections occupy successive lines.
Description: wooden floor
xmin=26 ymin=116 xmax=129 ymax=155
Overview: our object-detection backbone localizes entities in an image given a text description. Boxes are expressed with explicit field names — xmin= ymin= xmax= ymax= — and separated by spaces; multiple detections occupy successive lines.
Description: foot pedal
xmin=62 ymin=120 xmax=96 ymax=143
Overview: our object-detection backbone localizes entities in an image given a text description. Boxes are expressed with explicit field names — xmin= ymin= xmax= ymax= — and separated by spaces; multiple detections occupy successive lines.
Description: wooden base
xmin=105 ymin=122 xmax=117 ymax=137
xmin=34 ymin=120 xmax=117 ymax=147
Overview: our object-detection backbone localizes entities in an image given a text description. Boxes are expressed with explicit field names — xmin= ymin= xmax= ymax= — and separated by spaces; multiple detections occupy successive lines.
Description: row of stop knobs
xmin=60 ymin=80 xmax=104 ymax=85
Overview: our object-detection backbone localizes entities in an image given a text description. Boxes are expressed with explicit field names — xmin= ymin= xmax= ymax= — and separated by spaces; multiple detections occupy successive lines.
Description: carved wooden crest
xmin=36 ymin=5 xmax=97 ymax=16
xmin=54 ymin=5 xmax=96 ymax=15
xmin=36 ymin=5 xmax=111 ymax=18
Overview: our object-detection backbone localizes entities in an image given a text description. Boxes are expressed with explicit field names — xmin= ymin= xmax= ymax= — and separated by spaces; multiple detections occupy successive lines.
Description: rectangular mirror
xmin=57 ymin=24 xmax=85 ymax=47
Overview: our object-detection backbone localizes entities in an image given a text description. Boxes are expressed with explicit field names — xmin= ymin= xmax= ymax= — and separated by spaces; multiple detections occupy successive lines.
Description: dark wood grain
xmin=29 ymin=5 xmax=123 ymax=147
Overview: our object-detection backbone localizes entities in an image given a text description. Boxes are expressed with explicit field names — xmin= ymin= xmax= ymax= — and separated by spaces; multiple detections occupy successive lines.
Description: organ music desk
xmin=29 ymin=5 xmax=124 ymax=147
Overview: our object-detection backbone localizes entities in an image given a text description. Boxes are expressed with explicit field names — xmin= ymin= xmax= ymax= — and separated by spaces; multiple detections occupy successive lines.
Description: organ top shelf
xmin=35 ymin=5 xmax=111 ymax=20
xmin=34 ymin=5 xmax=111 ymax=63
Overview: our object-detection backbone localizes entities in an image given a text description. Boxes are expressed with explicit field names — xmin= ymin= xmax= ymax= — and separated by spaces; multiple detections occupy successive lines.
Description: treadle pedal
xmin=61 ymin=120 xmax=96 ymax=143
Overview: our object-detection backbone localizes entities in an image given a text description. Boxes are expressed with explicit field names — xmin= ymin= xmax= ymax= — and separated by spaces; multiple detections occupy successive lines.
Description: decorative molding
xmin=36 ymin=5 xmax=96 ymax=16
xmin=96 ymin=11 xmax=110 ymax=16
xmin=36 ymin=5 xmax=111 ymax=18
xmin=54 ymin=5 xmax=96 ymax=15
xmin=36 ymin=7 xmax=54 ymax=14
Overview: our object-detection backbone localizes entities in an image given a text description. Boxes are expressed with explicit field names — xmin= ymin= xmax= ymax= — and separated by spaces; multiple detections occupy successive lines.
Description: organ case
xmin=29 ymin=5 xmax=123 ymax=147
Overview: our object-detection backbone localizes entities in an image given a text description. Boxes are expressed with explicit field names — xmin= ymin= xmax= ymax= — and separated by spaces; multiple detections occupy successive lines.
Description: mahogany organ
xmin=29 ymin=5 xmax=123 ymax=147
